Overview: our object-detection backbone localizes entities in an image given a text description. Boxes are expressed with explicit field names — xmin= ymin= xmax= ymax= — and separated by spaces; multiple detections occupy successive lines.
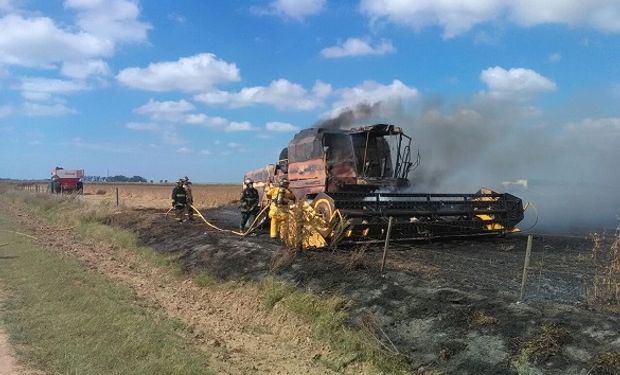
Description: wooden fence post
xmin=115 ymin=187 xmax=119 ymax=207
xmin=519 ymin=234 xmax=533 ymax=301
xmin=380 ymin=216 xmax=394 ymax=272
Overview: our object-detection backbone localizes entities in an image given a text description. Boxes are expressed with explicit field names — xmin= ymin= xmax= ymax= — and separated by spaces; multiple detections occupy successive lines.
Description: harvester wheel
xmin=311 ymin=193 xmax=336 ymax=238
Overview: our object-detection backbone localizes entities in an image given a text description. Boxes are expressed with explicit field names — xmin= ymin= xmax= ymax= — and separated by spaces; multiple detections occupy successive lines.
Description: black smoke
xmin=317 ymin=96 xmax=620 ymax=232
xmin=313 ymin=103 xmax=378 ymax=129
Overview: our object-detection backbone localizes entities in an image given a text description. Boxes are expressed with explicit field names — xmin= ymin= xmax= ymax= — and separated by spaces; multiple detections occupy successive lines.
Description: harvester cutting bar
xmin=320 ymin=191 xmax=524 ymax=241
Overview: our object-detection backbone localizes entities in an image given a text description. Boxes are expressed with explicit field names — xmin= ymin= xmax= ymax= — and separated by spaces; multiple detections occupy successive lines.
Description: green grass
xmin=7 ymin=191 xmax=176 ymax=269
xmin=512 ymin=324 xmax=571 ymax=375
xmin=0 ymin=213 xmax=213 ymax=375
xmin=258 ymin=277 xmax=410 ymax=374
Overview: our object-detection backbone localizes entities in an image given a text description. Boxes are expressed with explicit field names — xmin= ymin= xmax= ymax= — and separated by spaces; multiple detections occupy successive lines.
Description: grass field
xmin=20 ymin=182 xmax=241 ymax=209
xmin=0 ymin=212 xmax=214 ymax=375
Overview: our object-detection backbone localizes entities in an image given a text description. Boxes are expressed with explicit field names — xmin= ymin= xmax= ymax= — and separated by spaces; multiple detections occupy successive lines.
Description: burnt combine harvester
xmin=245 ymin=124 xmax=524 ymax=247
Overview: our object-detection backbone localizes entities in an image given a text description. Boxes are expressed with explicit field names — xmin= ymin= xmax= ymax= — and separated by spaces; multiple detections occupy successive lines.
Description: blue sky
xmin=0 ymin=0 xmax=618 ymax=184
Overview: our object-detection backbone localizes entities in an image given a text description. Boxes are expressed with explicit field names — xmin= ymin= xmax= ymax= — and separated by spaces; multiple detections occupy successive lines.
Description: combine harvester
xmin=245 ymin=124 xmax=524 ymax=248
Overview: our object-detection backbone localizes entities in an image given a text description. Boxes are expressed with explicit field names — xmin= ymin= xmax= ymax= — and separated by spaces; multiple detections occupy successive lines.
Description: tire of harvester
xmin=311 ymin=192 xmax=336 ymax=238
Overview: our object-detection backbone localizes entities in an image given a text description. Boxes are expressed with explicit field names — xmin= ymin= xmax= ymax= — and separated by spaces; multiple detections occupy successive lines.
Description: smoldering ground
xmin=316 ymin=96 xmax=620 ymax=232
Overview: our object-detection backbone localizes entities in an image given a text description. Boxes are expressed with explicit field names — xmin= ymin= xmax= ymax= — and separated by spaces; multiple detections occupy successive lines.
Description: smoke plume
xmin=317 ymin=96 xmax=620 ymax=232
xmin=313 ymin=103 xmax=378 ymax=129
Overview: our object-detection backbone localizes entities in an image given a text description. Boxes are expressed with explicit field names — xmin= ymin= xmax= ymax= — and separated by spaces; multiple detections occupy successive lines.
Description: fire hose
xmin=184 ymin=204 xmax=269 ymax=237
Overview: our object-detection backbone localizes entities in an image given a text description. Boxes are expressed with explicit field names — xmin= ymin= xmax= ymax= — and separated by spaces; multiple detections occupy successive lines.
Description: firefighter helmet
xmin=244 ymin=178 xmax=253 ymax=185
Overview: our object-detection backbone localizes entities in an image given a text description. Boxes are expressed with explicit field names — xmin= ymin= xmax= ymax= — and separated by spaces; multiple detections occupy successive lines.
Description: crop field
xmin=82 ymin=183 xmax=240 ymax=209
xmin=20 ymin=182 xmax=240 ymax=209
xmin=2 ymin=186 xmax=619 ymax=375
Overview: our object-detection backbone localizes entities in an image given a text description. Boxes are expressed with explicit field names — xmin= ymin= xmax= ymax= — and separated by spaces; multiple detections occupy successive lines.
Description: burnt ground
xmin=107 ymin=207 xmax=620 ymax=375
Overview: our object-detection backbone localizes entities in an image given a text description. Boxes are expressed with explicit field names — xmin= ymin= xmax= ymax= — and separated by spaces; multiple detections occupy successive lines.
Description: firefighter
xmin=266 ymin=178 xmax=296 ymax=239
xmin=182 ymin=176 xmax=194 ymax=221
xmin=171 ymin=179 xmax=189 ymax=222
xmin=49 ymin=176 xmax=60 ymax=194
xmin=239 ymin=178 xmax=259 ymax=231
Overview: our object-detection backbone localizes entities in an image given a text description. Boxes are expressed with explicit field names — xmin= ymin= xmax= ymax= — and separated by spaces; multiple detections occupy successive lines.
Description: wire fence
xmin=368 ymin=232 xmax=618 ymax=306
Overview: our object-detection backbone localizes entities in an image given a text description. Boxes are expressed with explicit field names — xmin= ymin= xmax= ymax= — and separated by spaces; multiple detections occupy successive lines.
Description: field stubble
xmin=83 ymin=183 xmax=240 ymax=209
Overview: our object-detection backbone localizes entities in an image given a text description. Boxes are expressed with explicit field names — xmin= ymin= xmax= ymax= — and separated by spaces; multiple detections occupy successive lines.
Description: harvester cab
xmin=278 ymin=124 xmax=417 ymax=197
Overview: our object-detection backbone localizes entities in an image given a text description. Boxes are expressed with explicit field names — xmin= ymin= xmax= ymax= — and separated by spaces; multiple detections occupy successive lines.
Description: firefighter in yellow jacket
xmin=266 ymin=178 xmax=296 ymax=239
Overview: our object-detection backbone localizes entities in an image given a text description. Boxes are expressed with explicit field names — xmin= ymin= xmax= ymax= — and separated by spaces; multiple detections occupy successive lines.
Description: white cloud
xmin=61 ymin=59 xmax=110 ymax=78
xmin=0 ymin=104 xmax=13 ymax=118
xmin=22 ymin=102 xmax=76 ymax=116
xmin=127 ymin=110 xmax=189 ymax=145
xmin=117 ymin=53 xmax=240 ymax=92
xmin=508 ymin=0 xmax=620 ymax=32
xmin=64 ymin=0 xmax=150 ymax=43
xmin=313 ymin=81 xmax=332 ymax=98
xmin=321 ymin=37 xmax=396 ymax=58
xmin=16 ymin=77 xmax=89 ymax=101
xmin=547 ymin=52 xmax=562 ymax=63
xmin=266 ymin=121 xmax=299 ymax=132
xmin=0 ymin=14 xmax=113 ymax=68
xmin=173 ymin=111 xmax=249 ymax=131
xmin=131 ymin=99 xmax=255 ymax=133
xmin=360 ymin=0 xmax=620 ymax=38
xmin=0 ymin=1 xmax=148 ymax=82
xmin=256 ymin=0 xmax=326 ymax=21
xmin=360 ymin=0 xmax=502 ymax=38
xmin=227 ymin=142 xmax=241 ymax=148
xmin=199 ymin=149 xmax=211 ymax=155
xmin=183 ymin=113 xmax=227 ymax=127
xmin=480 ymin=66 xmax=556 ymax=100
xmin=194 ymin=79 xmax=329 ymax=110
xmin=226 ymin=121 xmax=256 ymax=132
xmin=133 ymin=99 xmax=195 ymax=122
xmin=177 ymin=147 xmax=191 ymax=153
xmin=126 ymin=121 xmax=160 ymax=131
xmin=331 ymin=79 xmax=419 ymax=113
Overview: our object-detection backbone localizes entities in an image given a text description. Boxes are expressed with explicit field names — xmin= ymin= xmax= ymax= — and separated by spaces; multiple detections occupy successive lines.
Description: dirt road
xmin=0 ymin=326 xmax=24 ymax=375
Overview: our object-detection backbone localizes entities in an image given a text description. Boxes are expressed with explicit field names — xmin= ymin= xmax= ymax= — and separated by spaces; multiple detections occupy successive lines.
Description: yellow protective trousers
xmin=268 ymin=205 xmax=288 ymax=239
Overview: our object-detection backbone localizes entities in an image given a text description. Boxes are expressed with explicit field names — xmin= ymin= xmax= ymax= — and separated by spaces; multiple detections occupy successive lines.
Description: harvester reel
xmin=311 ymin=192 xmax=336 ymax=237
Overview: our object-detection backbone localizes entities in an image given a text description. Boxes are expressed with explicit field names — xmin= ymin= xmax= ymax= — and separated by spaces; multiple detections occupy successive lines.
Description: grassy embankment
xmin=2 ymin=190 xmax=414 ymax=374
xmin=0 ymin=210 xmax=213 ymax=374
